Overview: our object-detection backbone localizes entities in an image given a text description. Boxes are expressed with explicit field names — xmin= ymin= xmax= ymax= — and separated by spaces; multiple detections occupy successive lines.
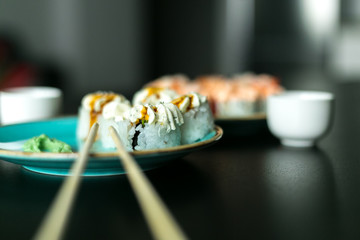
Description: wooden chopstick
xmin=33 ymin=122 xmax=99 ymax=240
xmin=109 ymin=126 xmax=188 ymax=240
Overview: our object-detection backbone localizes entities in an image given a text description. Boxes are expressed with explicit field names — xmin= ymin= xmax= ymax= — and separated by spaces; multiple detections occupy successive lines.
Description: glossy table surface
xmin=1 ymin=75 xmax=360 ymax=240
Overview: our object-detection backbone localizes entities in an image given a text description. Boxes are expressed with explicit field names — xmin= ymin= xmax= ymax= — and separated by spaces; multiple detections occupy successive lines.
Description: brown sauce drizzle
xmin=88 ymin=93 xmax=118 ymax=130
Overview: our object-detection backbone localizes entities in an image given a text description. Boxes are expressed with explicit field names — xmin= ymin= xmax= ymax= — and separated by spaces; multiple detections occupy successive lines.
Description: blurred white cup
xmin=267 ymin=91 xmax=334 ymax=147
xmin=0 ymin=86 xmax=62 ymax=125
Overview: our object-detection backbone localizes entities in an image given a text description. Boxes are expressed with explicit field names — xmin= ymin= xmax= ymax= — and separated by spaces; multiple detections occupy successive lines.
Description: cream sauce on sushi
xmin=125 ymin=103 xmax=183 ymax=133
xmin=157 ymin=103 xmax=184 ymax=132
xmin=126 ymin=105 xmax=156 ymax=125
xmin=102 ymin=100 xmax=131 ymax=120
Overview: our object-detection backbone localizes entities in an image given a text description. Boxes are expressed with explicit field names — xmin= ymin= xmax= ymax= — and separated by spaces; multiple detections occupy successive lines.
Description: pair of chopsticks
xmin=33 ymin=123 xmax=187 ymax=240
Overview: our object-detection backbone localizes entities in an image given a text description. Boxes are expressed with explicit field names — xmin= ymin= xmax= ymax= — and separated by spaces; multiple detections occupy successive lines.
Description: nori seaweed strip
xmin=132 ymin=123 xmax=141 ymax=150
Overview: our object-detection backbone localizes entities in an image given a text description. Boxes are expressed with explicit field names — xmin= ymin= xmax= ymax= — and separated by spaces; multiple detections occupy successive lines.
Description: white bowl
xmin=0 ymin=86 xmax=62 ymax=125
xmin=266 ymin=91 xmax=334 ymax=147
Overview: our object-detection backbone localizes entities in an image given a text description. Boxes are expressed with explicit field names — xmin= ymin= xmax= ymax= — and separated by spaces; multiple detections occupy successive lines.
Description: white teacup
xmin=267 ymin=91 xmax=334 ymax=147
xmin=0 ymin=86 xmax=62 ymax=125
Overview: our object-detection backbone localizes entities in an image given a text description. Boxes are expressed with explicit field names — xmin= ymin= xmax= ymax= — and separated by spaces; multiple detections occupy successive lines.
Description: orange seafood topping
xmin=147 ymin=73 xmax=283 ymax=116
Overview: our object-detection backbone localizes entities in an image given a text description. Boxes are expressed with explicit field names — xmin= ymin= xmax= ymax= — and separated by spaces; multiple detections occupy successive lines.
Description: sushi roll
xmin=98 ymin=102 xmax=184 ymax=151
xmin=128 ymin=103 xmax=183 ymax=150
xmin=132 ymin=87 xmax=179 ymax=105
xmin=215 ymin=73 xmax=283 ymax=116
xmin=76 ymin=91 xmax=131 ymax=141
xmin=215 ymin=76 xmax=259 ymax=118
xmin=171 ymin=92 xmax=214 ymax=144
xmin=246 ymin=74 xmax=284 ymax=113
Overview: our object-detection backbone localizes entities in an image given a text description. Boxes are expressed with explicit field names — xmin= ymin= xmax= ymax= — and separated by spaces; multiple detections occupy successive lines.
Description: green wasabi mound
xmin=23 ymin=134 xmax=72 ymax=153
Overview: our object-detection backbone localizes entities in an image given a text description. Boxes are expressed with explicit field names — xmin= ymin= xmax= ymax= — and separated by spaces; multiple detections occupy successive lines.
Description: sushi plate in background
xmin=215 ymin=113 xmax=267 ymax=137
xmin=0 ymin=117 xmax=223 ymax=176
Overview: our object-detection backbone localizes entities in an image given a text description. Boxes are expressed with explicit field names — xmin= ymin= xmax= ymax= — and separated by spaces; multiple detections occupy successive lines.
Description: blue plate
xmin=0 ymin=117 xmax=223 ymax=176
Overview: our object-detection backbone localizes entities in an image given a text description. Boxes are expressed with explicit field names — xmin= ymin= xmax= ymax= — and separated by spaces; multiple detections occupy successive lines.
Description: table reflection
xmin=263 ymin=146 xmax=339 ymax=240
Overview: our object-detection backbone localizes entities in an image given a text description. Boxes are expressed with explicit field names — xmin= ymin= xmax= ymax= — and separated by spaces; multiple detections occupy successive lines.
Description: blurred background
xmin=0 ymin=0 xmax=359 ymax=113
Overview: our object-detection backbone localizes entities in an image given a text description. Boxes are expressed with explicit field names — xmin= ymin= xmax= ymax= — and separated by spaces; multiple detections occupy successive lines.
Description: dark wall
xmin=149 ymin=0 xmax=216 ymax=79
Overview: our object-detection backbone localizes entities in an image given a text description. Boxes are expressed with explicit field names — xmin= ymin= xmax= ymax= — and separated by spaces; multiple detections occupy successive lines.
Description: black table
xmin=1 ymin=75 xmax=360 ymax=240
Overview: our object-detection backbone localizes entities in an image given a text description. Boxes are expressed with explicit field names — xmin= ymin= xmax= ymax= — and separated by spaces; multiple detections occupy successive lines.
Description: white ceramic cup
xmin=266 ymin=90 xmax=334 ymax=147
xmin=0 ymin=86 xmax=62 ymax=125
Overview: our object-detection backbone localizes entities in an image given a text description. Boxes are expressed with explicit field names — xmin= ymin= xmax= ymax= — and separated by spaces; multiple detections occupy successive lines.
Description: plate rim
xmin=0 ymin=118 xmax=223 ymax=159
